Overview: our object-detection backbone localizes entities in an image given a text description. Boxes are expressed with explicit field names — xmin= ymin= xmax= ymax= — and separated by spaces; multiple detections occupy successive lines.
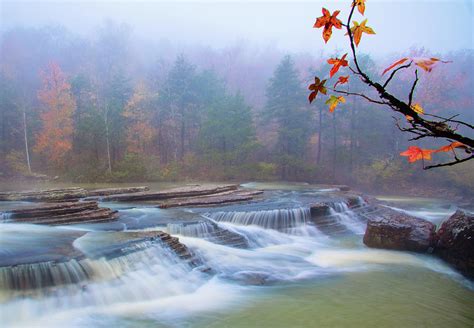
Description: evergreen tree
xmin=265 ymin=55 xmax=311 ymax=179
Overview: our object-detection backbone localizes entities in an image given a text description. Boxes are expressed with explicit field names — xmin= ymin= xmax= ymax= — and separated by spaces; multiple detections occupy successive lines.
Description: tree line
xmin=0 ymin=23 xmax=473 ymax=194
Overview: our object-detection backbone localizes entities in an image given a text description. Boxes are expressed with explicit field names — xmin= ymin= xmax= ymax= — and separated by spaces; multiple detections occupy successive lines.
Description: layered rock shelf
xmin=0 ymin=230 xmax=201 ymax=290
xmin=2 ymin=201 xmax=118 ymax=225
xmin=101 ymin=184 xmax=241 ymax=202
xmin=0 ymin=186 xmax=149 ymax=202
xmin=159 ymin=189 xmax=264 ymax=208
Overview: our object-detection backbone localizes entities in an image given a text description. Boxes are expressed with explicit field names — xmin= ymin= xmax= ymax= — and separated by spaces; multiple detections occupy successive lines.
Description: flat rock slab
xmin=159 ymin=189 xmax=263 ymax=208
xmin=0 ymin=186 xmax=150 ymax=202
xmin=101 ymin=184 xmax=240 ymax=202
xmin=435 ymin=210 xmax=474 ymax=278
xmin=363 ymin=208 xmax=436 ymax=252
xmin=2 ymin=201 xmax=118 ymax=225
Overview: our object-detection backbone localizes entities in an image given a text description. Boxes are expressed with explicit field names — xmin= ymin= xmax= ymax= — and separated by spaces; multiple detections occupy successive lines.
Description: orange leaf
xmin=382 ymin=57 xmax=451 ymax=75
xmin=314 ymin=8 xmax=343 ymax=43
xmin=308 ymin=77 xmax=327 ymax=103
xmin=413 ymin=57 xmax=451 ymax=72
xmin=400 ymin=146 xmax=434 ymax=163
xmin=327 ymin=53 xmax=349 ymax=78
xmin=325 ymin=95 xmax=346 ymax=112
xmin=334 ymin=75 xmax=349 ymax=88
xmin=434 ymin=142 xmax=467 ymax=153
xmin=348 ymin=19 xmax=375 ymax=47
xmin=352 ymin=0 xmax=366 ymax=15
xmin=382 ymin=58 xmax=409 ymax=75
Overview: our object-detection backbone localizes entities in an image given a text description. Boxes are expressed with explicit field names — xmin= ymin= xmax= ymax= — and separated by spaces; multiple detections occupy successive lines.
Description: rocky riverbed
xmin=0 ymin=182 xmax=473 ymax=327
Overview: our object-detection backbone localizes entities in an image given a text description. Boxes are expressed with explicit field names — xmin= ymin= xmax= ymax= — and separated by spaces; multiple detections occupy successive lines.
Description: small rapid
xmin=205 ymin=207 xmax=311 ymax=230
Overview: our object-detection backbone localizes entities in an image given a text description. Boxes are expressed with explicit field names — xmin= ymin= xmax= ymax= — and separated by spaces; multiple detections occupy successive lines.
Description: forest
xmin=0 ymin=21 xmax=473 ymax=196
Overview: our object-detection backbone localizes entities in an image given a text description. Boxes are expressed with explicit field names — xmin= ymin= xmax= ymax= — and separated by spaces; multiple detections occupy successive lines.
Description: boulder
xmin=363 ymin=209 xmax=436 ymax=252
xmin=435 ymin=210 xmax=474 ymax=278
xmin=310 ymin=202 xmax=331 ymax=217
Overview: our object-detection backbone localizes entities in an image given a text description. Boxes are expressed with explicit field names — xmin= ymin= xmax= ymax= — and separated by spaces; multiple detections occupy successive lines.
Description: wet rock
xmin=101 ymin=184 xmax=239 ymax=202
xmin=363 ymin=209 xmax=436 ymax=252
xmin=345 ymin=195 xmax=363 ymax=208
xmin=310 ymin=203 xmax=331 ymax=217
xmin=337 ymin=185 xmax=351 ymax=192
xmin=435 ymin=210 xmax=474 ymax=278
xmin=228 ymin=271 xmax=274 ymax=285
xmin=3 ymin=201 xmax=118 ymax=225
xmin=0 ymin=186 xmax=150 ymax=202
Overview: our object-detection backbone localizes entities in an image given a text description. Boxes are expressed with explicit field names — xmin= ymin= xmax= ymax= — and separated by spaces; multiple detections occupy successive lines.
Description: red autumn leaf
xmin=327 ymin=53 xmax=349 ymax=78
xmin=314 ymin=8 xmax=343 ymax=43
xmin=334 ymin=75 xmax=349 ymax=88
xmin=400 ymin=146 xmax=434 ymax=163
xmin=308 ymin=77 xmax=327 ymax=103
xmin=382 ymin=58 xmax=409 ymax=75
xmin=434 ymin=142 xmax=467 ymax=153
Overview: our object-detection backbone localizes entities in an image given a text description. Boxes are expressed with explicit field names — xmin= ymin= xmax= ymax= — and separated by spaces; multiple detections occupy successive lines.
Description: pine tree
xmin=265 ymin=55 xmax=311 ymax=179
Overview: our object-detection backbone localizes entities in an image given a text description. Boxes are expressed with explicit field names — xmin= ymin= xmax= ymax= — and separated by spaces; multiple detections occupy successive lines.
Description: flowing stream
xmin=0 ymin=182 xmax=473 ymax=327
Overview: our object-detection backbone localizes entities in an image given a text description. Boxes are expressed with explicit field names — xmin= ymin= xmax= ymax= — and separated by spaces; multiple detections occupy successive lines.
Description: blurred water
xmin=0 ymin=184 xmax=472 ymax=327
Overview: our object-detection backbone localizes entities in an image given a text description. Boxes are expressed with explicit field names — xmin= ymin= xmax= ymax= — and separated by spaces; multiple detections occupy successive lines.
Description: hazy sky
xmin=1 ymin=0 xmax=473 ymax=55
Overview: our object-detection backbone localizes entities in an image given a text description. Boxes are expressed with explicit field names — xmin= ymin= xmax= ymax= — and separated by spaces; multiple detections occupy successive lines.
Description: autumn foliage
xmin=123 ymin=82 xmax=157 ymax=155
xmin=34 ymin=62 xmax=76 ymax=168
xmin=309 ymin=0 xmax=473 ymax=169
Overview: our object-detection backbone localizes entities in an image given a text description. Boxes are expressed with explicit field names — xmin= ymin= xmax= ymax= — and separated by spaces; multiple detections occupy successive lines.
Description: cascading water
xmin=166 ymin=221 xmax=250 ymax=249
xmin=327 ymin=202 xmax=366 ymax=234
xmin=0 ymin=241 xmax=213 ymax=326
xmin=205 ymin=207 xmax=311 ymax=231
xmin=1 ymin=184 xmax=473 ymax=328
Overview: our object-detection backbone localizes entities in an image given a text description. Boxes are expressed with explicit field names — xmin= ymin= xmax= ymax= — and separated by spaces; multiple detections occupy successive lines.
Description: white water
xmin=328 ymin=202 xmax=366 ymax=234
xmin=1 ymin=189 xmax=472 ymax=328
xmin=205 ymin=207 xmax=310 ymax=230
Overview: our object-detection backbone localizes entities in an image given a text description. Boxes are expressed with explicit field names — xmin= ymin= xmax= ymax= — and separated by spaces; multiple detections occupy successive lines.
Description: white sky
xmin=1 ymin=0 xmax=473 ymax=55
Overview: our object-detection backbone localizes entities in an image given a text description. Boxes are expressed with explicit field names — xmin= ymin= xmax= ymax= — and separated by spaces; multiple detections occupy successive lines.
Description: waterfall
xmin=166 ymin=221 xmax=250 ymax=249
xmin=0 ymin=240 xmax=193 ymax=292
xmin=0 ymin=244 xmax=207 ymax=326
xmin=0 ymin=211 xmax=12 ymax=221
xmin=328 ymin=202 xmax=365 ymax=234
xmin=205 ymin=207 xmax=311 ymax=230
xmin=167 ymin=221 xmax=216 ymax=238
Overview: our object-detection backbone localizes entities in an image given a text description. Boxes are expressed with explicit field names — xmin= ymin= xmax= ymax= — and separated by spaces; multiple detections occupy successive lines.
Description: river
xmin=0 ymin=182 xmax=473 ymax=327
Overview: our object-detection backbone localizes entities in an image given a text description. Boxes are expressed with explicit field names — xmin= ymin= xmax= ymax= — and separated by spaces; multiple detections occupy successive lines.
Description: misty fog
xmin=0 ymin=0 xmax=473 ymax=193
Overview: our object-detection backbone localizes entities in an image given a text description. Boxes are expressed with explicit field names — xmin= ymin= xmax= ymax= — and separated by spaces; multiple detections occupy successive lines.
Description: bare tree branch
xmin=424 ymin=155 xmax=474 ymax=169
xmin=408 ymin=69 xmax=418 ymax=107
xmin=330 ymin=88 xmax=387 ymax=105
xmin=382 ymin=62 xmax=412 ymax=88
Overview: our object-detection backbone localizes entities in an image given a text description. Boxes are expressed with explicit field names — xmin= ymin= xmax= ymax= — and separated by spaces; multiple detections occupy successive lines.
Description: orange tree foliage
xmin=123 ymin=82 xmax=157 ymax=155
xmin=309 ymin=0 xmax=473 ymax=169
xmin=34 ymin=62 xmax=76 ymax=168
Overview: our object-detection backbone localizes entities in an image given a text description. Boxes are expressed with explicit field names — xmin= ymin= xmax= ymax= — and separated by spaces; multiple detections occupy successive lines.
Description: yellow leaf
xmin=325 ymin=95 xmax=346 ymax=113
xmin=348 ymin=19 xmax=375 ymax=47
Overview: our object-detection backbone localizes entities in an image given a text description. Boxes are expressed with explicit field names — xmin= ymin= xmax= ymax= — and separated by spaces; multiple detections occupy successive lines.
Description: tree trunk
xmin=317 ymin=107 xmax=323 ymax=164
xmin=180 ymin=118 xmax=185 ymax=161
xmin=22 ymin=107 xmax=32 ymax=174
xmin=104 ymin=109 xmax=112 ymax=174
